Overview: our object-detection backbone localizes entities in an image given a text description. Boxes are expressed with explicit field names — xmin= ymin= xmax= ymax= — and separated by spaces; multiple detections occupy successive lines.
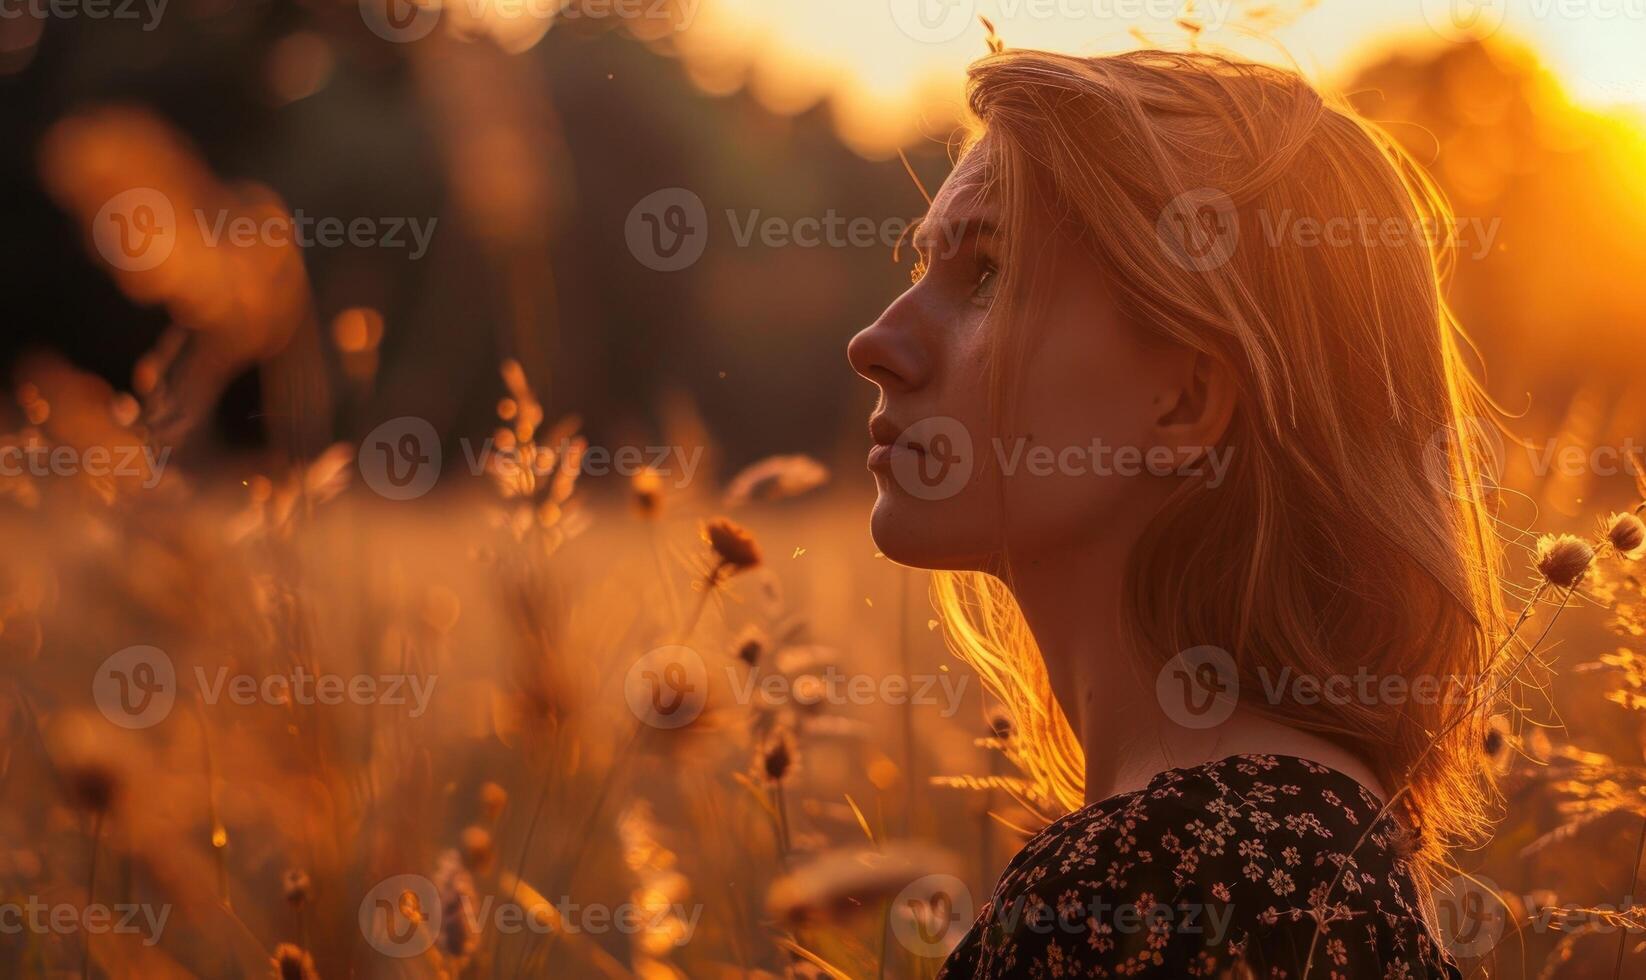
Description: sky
xmin=664 ymin=0 xmax=1646 ymax=154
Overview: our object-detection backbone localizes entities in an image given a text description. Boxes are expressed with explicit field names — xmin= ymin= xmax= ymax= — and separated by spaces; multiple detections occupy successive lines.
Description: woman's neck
xmin=1006 ymin=538 xmax=1388 ymax=806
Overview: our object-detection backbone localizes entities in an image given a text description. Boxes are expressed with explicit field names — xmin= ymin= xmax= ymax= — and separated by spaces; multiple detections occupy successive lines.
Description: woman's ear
xmin=1153 ymin=350 xmax=1236 ymax=452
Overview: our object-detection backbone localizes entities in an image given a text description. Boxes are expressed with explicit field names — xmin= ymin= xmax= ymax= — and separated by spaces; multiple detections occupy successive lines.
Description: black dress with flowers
xmin=936 ymin=754 xmax=1461 ymax=979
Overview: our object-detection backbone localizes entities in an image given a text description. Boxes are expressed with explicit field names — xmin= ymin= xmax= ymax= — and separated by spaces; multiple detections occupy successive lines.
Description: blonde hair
xmin=933 ymin=49 xmax=1505 ymax=887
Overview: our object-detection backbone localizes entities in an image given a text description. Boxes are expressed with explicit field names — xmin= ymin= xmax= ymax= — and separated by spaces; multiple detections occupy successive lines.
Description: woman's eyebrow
xmin=913 ymin=215 xmax=999 ymax=258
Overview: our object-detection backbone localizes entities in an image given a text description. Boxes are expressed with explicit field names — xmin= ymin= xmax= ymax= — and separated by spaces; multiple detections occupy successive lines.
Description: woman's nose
xmin=847 ymin=296 xmax=927 ymax=392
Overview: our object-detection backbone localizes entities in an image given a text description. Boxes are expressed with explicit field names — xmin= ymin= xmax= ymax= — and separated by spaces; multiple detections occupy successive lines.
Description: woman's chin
xmin=868 ymin=494 xmax=991 ymax=571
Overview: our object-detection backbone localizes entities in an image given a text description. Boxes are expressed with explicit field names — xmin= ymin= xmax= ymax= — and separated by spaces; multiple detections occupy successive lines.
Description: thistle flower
xmin=1483 ymin=715 xmax=1515 ymax=774
xmin=270 ymin=944 xmax=319 ymax=980
xmin=459 ymin=825 xmax=494 ymax=875
xmin=732 ymin=624 xmax=768 ymax=667
xmin=479 ymin=782 xmax=507 ymax=824
xmin=631 ymin=466 xmax=664 ymax=519
xmin=46 ymin=713 xmax=123 ymax=815
xmin=703 ymin=518 xmax=762 ymax=581
xmin=986 ymin=706 xmax=1014 ymax=741
xmin=282 ymin=869 xmax=310 ymax=907
xmin=1604 ymin=511 xmax=1645 ymax=557
xmin=1534 ymin=533 xmax=1594 ymax=590
xmin=757 ymin=730 xmax=797 ymax=784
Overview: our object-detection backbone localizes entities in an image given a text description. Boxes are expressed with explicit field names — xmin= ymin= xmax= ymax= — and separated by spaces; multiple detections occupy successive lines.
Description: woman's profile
xmin=848 ymin=47 xmax=1502 ymax=978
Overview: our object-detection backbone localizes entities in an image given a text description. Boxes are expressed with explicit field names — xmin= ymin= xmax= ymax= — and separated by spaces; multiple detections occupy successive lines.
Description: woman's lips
xmin=867 ymin=443 xmax=923 ymax=470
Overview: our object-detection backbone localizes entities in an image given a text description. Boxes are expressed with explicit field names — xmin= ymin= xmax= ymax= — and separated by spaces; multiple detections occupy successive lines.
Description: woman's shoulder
xmin=939 ymin=753 xmax=1460 ymax=979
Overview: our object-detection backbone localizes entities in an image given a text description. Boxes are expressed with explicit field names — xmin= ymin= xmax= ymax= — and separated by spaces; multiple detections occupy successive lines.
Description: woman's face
xmin=847 ymin=140 xmax=1221 ymax=571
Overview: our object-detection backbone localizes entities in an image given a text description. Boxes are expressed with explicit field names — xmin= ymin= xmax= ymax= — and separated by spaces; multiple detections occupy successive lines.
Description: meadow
xmin=1 ymin=354 xmax=1644 ymax=978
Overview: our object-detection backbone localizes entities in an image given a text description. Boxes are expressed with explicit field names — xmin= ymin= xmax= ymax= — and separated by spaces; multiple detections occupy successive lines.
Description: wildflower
xmin=733 ymin=624 xmax=768 ymax=667
xmin=46 ymin=713 xmax=123 ymax=815
xmin=757 ymin=730 xmax=797 ymax=783
xmin=459 ymin=825 xmax=494 ymax=875
xmin=986 ymin=706 xmax=1014 ymax=741
xmin=1604 ymin=512 xmax=1645 ymax=558
xmin=270 ymin=944 xmax=319 ymax=980
xmin=282 ymin=869 xmax=310 ymax=907
xmin=765 ymin=841 xmax=963 ymax=925
xmin=1535 ymin=534 xmax=1594 ymax=590
xmin=703 ymin=518 xmax=762 ymax=581
xmin=723 ymin=454 xmax=829 ymax=507
xmin=632 ymin=466 xmax=664 ymax=519
xmin=479 ymin=782 xmax=507 ymax=823
xmin=1483 ymin=715 xmax=1514 ymax=774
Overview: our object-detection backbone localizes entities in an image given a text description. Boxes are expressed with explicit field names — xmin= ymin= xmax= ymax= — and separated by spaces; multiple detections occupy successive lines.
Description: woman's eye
xmin=973 ymin=261 xmax=999 ymax=301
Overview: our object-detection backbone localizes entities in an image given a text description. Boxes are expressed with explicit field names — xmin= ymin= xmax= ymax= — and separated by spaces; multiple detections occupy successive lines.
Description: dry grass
xmin=0 ymin=364 xmax=1643 ymax=979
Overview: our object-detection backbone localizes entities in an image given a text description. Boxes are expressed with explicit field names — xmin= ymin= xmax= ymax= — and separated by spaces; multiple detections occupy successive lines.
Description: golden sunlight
xmin=672 ymin=0 xmax=1646 ymax=154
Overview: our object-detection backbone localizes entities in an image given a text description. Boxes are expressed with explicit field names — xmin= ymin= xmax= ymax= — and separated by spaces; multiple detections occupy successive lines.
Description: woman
xmin=847 ymin=48 xmax=1503 ymax=978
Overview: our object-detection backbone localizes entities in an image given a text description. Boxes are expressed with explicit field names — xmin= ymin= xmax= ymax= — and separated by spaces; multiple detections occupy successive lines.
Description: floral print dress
xmin=937 ymin=754 xmax=1460 ymax=979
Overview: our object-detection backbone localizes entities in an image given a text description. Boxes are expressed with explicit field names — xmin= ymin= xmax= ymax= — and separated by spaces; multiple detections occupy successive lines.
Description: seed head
xmin=765 ymin=841 xmax=964 ymax=926
xmin=1534 ymin=533 xmax=1594 ymax=590
xmin=631 ymin=467 xmax=663 ymax=519
xmin=759 ymin=730 xmax=797 ymax=784
xmin=270 ymin=944 xmax=319 ymax=980
xmin=703 ymin=518 xmax=762 ymax=579
xmin=733 ymin=624 xmax=768 ymax=667
xmin=723 ymin=454 xmax=829 ymax=506
xmin=282 ymin=869 xmax=311 ymax=907
xmin=986 ymin=706 xmax=1014 ymax=741
xmin=460 ymin=825 xmax=495 ymax=875
xmin=1604 ymin=512 xmax=1645 ymax=557
xmin=46 ymin=713 xmax=123 ymax=815
xmin=479 ymin=782 xmax=508 ymax=823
